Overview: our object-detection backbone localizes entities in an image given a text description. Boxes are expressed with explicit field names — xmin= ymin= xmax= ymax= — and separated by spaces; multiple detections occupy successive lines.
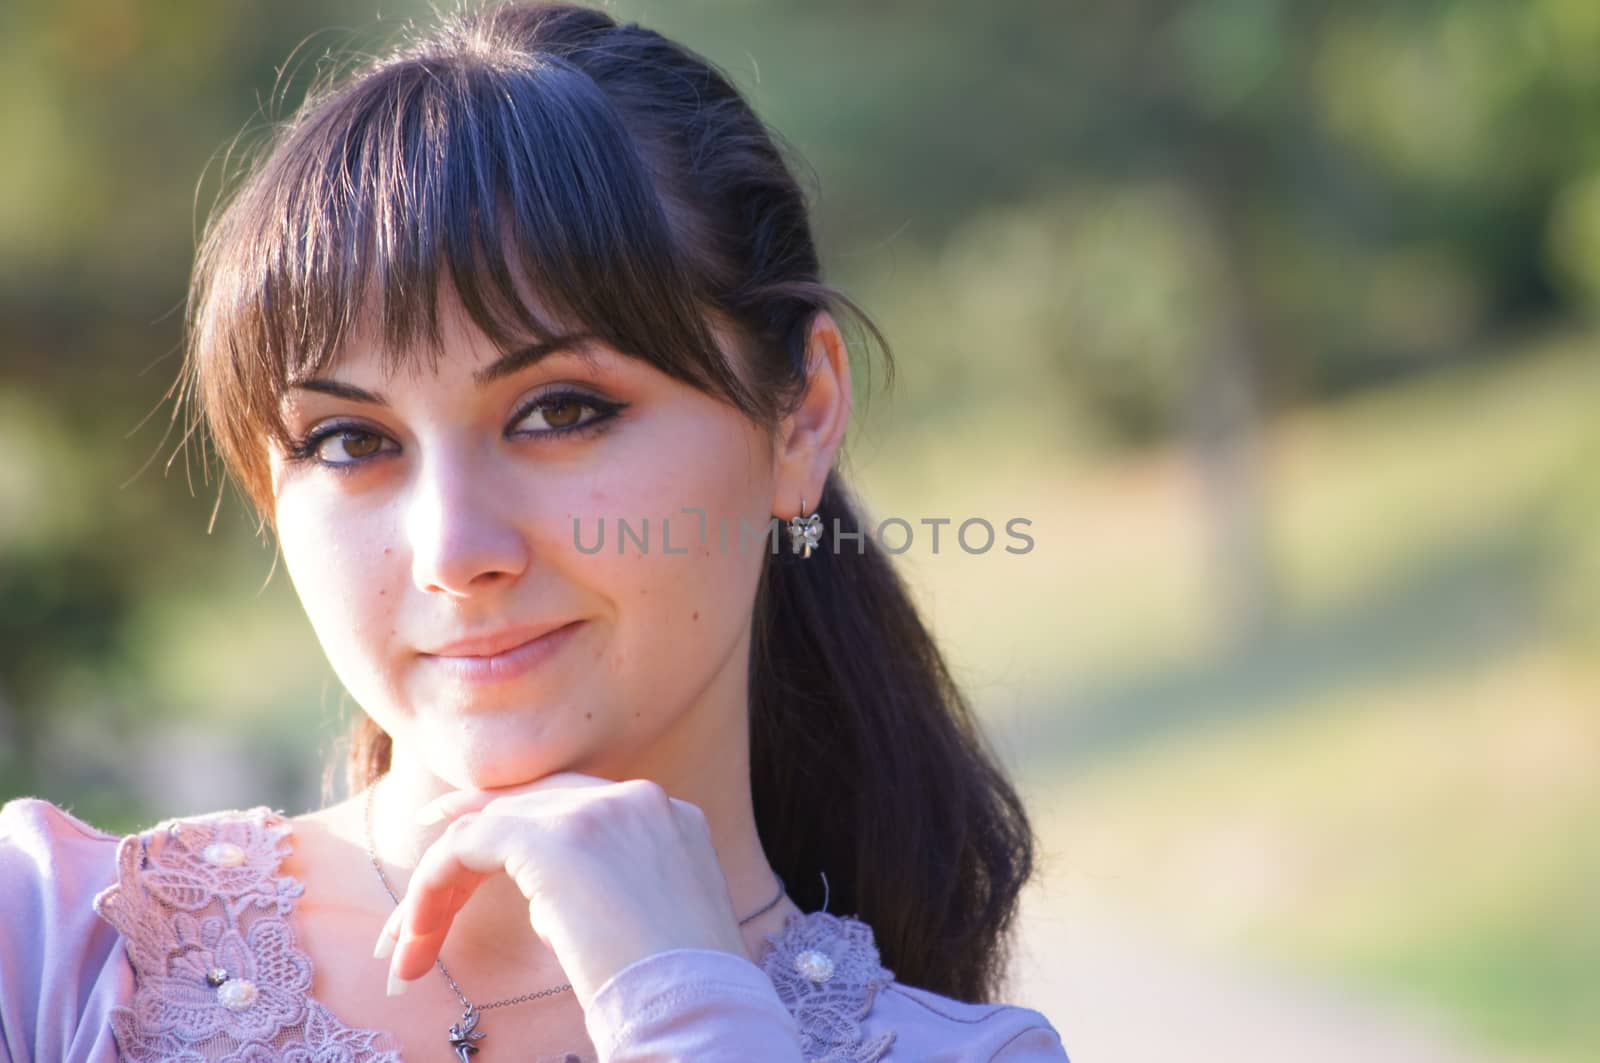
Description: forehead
xmin=281 ymin=274 xmax=601 ymax=382
xmin=279 ymin=336 xmax=623 ymax=415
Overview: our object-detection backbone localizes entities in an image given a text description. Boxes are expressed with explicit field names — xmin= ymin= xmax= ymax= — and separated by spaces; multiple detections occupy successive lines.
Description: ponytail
xmin=750 ymin=474 xmax=1036 ymax=1001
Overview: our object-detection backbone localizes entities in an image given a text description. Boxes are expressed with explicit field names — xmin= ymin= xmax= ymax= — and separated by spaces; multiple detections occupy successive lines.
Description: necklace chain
xmin=362 ymin=775 xmax=787 ymax=1016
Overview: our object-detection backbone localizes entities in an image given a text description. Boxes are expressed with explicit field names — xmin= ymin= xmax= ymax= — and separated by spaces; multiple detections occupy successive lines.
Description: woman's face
xmin=267 ymin=294 xmax=781 ymax=790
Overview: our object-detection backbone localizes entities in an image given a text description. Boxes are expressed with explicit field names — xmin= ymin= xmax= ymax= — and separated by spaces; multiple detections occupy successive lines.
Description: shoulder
xmin=0 ymin=797 xmax=131 ymax=1063
xmin=0 ymin=793 xmax=121 ymax=848
xmin=875 ymin=982 xmax=1067 ymax=1061
xmin=759 ymin=910 xmax=1069 ymax=1062
xmin=0 ymin=795 xmax=122 ymax=918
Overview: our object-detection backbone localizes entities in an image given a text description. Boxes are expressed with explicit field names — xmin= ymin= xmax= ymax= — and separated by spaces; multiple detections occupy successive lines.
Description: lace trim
xmin=758 ymin=909 xmax=898 ymax=1063
xmin=92 ymin=806 xmax=897 ymax=1063
xmin=92 ymin=806 xmax=403 ymax=1063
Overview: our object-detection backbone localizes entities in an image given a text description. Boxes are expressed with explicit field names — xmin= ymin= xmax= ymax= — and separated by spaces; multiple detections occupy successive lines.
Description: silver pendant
xmin=448 ymin=1006 xmax=485 ymax=1061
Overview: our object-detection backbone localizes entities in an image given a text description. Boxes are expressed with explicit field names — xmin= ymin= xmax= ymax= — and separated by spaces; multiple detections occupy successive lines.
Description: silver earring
xmin=788 ymin=497 xmax=823 ymax=559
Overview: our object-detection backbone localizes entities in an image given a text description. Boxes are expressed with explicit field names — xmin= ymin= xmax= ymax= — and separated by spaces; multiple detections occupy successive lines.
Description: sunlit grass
xmin=1040 ymin=647 xmax=1600 ymax=1061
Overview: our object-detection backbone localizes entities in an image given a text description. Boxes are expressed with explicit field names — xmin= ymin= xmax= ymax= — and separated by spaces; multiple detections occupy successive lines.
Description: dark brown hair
xmin=179 ymin=1 xmax=1035 ymax=1002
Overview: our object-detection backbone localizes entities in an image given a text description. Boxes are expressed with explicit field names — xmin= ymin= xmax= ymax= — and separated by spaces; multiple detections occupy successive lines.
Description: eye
xmin=285 ymin=424 xmax=397 ymax=469
xmin=509 ymin=388 xmax=626 ymax=439
xmin=280 ymin=389 xmax=624 ymax=473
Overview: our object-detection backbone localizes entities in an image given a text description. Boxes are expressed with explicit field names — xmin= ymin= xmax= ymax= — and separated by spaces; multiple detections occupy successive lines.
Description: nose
xmin=406 ymin=450 xmax=530 ymax=597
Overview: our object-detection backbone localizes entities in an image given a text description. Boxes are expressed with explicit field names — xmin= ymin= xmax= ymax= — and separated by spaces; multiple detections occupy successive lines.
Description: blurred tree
xmin=0 ymin=549 xmax=131 ymax=788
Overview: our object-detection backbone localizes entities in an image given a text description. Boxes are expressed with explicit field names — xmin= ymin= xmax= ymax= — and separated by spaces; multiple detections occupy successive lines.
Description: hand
xmin=373 ymin=772 xmax=749 ymax=1008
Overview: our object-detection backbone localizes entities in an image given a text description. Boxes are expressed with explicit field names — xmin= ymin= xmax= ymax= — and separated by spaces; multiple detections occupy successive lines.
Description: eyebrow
xmin=290 ymin=334 xmax=599 ymax=404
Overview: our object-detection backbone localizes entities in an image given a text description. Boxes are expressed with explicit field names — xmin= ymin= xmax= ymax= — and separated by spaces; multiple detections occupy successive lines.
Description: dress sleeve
xmin=985 ymin=1019 xmax=1070 ymax=1061
xmin=0 ymin=798 xmax=128 ymax=1063
xmin=872 ymin=980 xmax=1070 ymax=1062
xmin=582 ymin=948 xmax=806 ymax=1063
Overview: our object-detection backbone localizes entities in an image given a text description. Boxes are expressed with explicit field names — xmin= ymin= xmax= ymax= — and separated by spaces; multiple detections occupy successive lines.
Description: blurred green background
xmin=2 ymin=1 xmax=1598 ymax=1059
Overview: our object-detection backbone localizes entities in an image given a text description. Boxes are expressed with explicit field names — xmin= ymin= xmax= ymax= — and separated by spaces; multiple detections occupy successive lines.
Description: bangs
xmin=188 ymin=47 xmax=755 ymax=506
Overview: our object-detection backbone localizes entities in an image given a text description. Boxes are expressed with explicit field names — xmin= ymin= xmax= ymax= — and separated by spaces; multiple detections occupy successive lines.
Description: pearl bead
xmin=205 ymin=967 xmax=229 ymax=987
xmin=216 ymin=978 xmax=259 ymax=1011
xmin=203 ymin=842 xmax=246 ymax=868
xmin=793 ymin=949 xmax=835 ymax=983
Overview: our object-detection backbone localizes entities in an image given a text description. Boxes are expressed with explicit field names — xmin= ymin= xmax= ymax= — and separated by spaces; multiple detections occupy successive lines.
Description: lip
xmin=424 ymin=622 xmax=577 ymax=658
xmin=419 ymin=621 xmax=583 ymax=685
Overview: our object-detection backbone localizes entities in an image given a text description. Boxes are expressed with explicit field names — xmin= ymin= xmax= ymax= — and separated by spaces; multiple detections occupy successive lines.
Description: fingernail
xmin=415 ymin=804 xmax=446 ymax=826
xmin=387 ymin=966 xmax=409 ymax=997
xmin=373 ymin=929 xmax=394 ymax=961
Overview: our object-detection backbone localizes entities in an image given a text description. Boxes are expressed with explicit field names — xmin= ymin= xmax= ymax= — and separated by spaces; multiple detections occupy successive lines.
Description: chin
xmin=433 ymin=721 xmax=604 ymax=790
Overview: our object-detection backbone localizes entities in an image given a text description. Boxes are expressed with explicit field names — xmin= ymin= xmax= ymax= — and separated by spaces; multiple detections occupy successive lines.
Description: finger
xmin=516 ymin=770 xmax=618 ymax=790
xmin=392 ymin=878 xmax=488 ymax=980
xmin=669 ymin=795 xmax=710 ymax=833
xmin=373 ymin=903 xmax=404 ymax=959
xmin=415 ymin=772 xmax=617 ymax=825
xmin=415 ymin=788 xmax=495 ymax=826
xmin=388 ymin=818 xmax=501 ymax=981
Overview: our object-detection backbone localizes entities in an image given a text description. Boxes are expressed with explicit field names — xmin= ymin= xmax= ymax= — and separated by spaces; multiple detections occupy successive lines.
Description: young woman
xmin=0 ymin=3 xmax=1068 ymax=1060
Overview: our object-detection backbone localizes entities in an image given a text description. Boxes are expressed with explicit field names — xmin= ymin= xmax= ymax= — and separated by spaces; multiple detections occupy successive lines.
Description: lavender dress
xmin=0 ymin=797 xmax=1068 ymax=1062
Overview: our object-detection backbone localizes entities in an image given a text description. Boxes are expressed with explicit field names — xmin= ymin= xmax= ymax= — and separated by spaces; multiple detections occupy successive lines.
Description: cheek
xmin=564 ymin=416 xmax=771 ymax=673
xmin=274 ymin=494 xmax=402 ymax=668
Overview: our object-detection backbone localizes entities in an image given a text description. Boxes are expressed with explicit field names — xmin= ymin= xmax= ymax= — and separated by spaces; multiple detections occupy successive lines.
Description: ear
xmin=771 ymin=311 xmax=853 ymax=519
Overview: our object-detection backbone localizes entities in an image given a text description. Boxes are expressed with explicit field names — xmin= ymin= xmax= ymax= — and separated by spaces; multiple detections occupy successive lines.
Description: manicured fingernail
xmin=373 ymin=928 xmax=394 ymax=961
xmin=387 ymin=966 xmax=408 ymax=996
xmin=415 ymin=804 xmax=446 ymax=826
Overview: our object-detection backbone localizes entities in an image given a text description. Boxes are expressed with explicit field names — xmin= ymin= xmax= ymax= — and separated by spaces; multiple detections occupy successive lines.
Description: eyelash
xmin=283 ymin=388 xmax=627 ymax=473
